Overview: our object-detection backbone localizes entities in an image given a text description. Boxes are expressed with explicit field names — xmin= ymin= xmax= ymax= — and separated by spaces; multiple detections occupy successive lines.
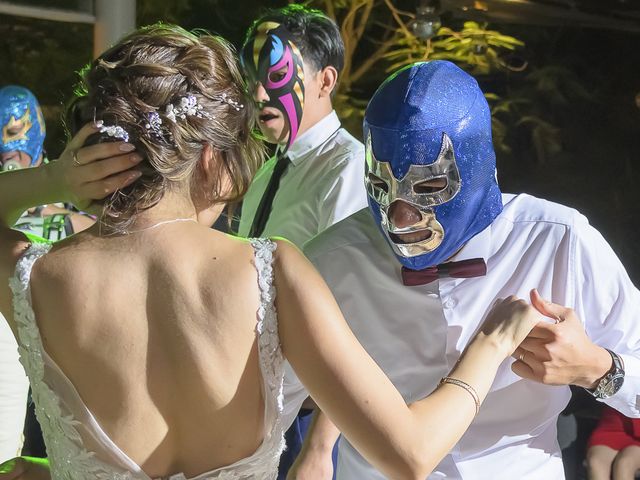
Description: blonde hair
xmin=70 ymin=23 xmax=264 ymax=230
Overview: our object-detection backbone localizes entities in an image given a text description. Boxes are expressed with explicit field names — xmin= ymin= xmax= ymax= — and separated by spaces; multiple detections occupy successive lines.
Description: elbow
xmin=384 ymin=449 xmax=437 ymax=480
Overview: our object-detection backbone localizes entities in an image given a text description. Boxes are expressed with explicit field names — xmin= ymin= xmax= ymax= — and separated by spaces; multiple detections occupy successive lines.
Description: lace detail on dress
xmin=250 ymin=238 xmax=286 ymax=464
xmin=9 ymin=242 xmax=137 ymax=479
xmin=8 ymin=240 xmax=287 ymax=480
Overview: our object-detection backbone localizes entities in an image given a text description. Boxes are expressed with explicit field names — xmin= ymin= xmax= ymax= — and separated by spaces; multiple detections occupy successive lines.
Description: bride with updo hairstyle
xmin=69 ymin=23 xmax=263 ymax=233
xmin=0 ymin=23 xmax=538 ymax=480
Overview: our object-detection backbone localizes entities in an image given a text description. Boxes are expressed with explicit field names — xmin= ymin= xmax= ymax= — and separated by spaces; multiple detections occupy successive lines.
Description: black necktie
xmin=249 ymin=154 xmax=290 ymax=237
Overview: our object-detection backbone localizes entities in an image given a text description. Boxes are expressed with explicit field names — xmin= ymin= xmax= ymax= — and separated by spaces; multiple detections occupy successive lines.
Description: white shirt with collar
xmin=303 ymin=193 xmax=640 ymax=480
xmin=239 ymin=110 xmax=368 ymax=426
xmin=238 ymin=110 xmax=367 ymax=248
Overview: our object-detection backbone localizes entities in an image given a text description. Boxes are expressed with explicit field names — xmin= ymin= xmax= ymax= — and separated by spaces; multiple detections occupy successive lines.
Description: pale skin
xmin=0 ymin=124 xmax=539 ymax=480
xmin=289 ymin=199 xmax=614 ymax=480
xmin=587 ymin=445 xmax=640 ymax=480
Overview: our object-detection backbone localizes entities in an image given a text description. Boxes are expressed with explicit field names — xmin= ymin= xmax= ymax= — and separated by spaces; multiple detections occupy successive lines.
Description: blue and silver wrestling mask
xmin=364 ymin=61 xmax=502 ymax=270
xmin=0 ymin=85 xmax=46 ymax=170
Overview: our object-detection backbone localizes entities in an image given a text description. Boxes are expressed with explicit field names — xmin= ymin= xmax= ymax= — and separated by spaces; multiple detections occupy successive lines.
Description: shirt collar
xmin=284 ymin=110 xmax=341 ymax=166
xmin=449 ymin=223 xmax=493 ymax=263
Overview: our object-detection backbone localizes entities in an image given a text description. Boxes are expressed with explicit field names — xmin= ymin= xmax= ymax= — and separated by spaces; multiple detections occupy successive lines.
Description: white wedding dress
xmin=9 ymin=239 xmax=286 ymax=479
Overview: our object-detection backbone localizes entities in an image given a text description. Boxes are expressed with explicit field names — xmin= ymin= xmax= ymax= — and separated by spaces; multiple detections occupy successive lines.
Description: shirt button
xmin=443 ymin=298 xmax=457 ymax=309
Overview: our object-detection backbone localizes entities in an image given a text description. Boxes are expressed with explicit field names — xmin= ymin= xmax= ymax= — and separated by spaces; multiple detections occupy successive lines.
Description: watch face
xmin=600 ymin=373 xmax=625 ymax=398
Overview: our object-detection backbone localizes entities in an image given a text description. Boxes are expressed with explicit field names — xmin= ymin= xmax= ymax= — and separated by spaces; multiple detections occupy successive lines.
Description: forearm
xmin=287 ymin=409 xmax=339 ymax=480
xmin=300 ymin=409 xmax=340 ymax=456
xmin=406 ymin=335 xmax=505 ymax=475
xmin=0 ymin=164 xmax=63 ymax=227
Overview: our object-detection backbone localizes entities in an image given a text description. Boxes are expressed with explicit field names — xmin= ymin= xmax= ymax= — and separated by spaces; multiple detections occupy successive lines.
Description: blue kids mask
xmin=0 ymin=85 xmax=46 ymax=170
xmin=364 ymin=61 xmax=502 ymax=270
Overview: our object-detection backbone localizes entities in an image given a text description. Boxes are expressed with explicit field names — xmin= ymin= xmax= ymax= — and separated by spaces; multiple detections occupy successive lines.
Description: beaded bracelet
xmin=440 ymin=376 xmax=480 ymax=415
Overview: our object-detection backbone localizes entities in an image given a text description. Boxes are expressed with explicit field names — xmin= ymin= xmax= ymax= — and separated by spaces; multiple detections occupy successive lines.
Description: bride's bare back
xmin=31 ymin=224 xmax=265 ymax=477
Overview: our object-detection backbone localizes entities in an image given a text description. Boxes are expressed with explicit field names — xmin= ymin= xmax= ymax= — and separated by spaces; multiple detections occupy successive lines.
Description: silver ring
xmin=519 ymin=352 xmax=526 ymax=362
xmin=72 ymin=149 xmax=81 ymax=166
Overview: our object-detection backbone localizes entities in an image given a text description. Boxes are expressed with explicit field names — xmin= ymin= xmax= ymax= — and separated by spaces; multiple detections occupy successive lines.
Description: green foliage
xmin=385 ymin=21 xmax=525 ymax=75
xmin=0 ymin=14 xmax=93 ymax=157
xmin=137 ymin=0 xmax=194 ymax=26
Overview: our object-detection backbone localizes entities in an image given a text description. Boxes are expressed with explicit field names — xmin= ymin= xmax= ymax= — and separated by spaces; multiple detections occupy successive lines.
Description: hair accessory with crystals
xmin=220 ymin=92 xmax=244 ymax=111
xmin=144 ymin=111 xmax=164 ymax=138
xmin=164 ymin=95 xmax=211 ymax=123
xmin=99 ymin=123 xmax=130 ymax=142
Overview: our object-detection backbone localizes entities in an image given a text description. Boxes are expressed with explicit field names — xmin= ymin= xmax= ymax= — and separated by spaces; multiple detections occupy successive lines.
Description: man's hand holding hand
xmin=511 ymin=289 xmax=612 ymax=388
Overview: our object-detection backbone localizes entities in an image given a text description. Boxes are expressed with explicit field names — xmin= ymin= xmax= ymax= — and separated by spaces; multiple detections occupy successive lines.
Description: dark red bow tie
xmin=401 ymin=258 xmax=487 ymax=286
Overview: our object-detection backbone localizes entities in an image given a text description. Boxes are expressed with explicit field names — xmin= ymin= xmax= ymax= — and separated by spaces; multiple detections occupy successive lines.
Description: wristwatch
xmin=587 ymin=349 xmax=625 ymax=399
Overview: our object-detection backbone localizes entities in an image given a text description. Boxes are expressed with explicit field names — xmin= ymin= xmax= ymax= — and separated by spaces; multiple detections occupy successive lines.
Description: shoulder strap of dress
xmin=8 ymin=242 xmax=53 ymax=370
xmin=250 ymin=238 xmax=277 ymax=318
xmin=249 ymin=238 xmax=285 ymax=411
xmin=9 ymin=242 xmax=53 ymax=297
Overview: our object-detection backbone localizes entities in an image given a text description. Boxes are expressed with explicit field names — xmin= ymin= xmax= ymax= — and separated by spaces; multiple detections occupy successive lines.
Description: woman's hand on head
xmin=479 ymin=295 xmax=540 ymax=357
xmin=52 ymin=122 xmax=143 ymax=211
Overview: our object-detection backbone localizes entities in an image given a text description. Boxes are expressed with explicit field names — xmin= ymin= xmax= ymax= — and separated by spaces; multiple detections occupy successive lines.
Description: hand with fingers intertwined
xmin=510 ymin=289 xmax=613 ymax=388
xmin=480 ymin=295 xmax=541 ymax=358
xmin=51 ymin=122 xmax=143 ymax=212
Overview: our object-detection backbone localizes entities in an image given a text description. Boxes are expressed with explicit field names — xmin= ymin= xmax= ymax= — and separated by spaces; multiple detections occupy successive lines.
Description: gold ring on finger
xmin=519 ymin=352 xmax=526 ymax=362
xmin=72 ymin=149 xmax=81 ymax=166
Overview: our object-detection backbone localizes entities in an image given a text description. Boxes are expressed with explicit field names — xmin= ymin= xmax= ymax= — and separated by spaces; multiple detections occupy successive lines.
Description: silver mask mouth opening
xmin=388 ymin=228 xmax=434 ymax=245
xmin=382 ymin=209 xmax=445 ymax=257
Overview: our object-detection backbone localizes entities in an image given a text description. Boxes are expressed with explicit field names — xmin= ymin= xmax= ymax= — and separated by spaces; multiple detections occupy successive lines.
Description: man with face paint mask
xmin=302 ymin=61 xmax=640 ymax=479
xmin=237 ymin=5 xmax=366 ymax=246
xmin=237 ymin=6 xmax=368 ymax=480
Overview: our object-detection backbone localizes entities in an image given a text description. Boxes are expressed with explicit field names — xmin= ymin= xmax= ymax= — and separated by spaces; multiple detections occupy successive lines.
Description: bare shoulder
xmin=0 ymin=228 xmax=32 ymax=269
xmin=271 ymin=237 xmax=309 ymax=276
xmin=0 ymin=228 xmax=34 ymax=331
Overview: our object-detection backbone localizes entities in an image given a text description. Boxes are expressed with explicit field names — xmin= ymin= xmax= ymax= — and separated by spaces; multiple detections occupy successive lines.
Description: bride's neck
xmin=100 ymin=190 xmax=198 ymax=234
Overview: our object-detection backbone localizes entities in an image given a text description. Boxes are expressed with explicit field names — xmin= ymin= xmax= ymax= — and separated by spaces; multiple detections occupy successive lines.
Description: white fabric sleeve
xmin=572 ymin=214 xmax=640 ymax=417
xmin=317 ymin=149 xmax=367 ymax=233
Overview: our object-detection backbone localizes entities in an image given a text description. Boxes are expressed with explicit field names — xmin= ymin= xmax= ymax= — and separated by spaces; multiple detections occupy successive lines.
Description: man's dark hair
xmin=244 ymin=4 xmax=345 ymax=75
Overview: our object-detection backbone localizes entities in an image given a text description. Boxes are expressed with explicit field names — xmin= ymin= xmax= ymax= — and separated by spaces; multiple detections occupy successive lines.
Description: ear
xmin=318 ymin=66 xmax=338 ymax=98
xmin=199 ymin=143 xmax=217 ymax=185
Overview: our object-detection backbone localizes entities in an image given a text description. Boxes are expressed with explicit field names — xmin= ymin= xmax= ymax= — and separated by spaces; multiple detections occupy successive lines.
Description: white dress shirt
xmin=239 ymin=110 xmax=368 ymax=426
xmin=238 ymin=110 xmax=367 ymax=248
xmin=303 ymin=193 xmax=640 ymax=480
xmin=0 ymin=314 xmax=28 ymax=462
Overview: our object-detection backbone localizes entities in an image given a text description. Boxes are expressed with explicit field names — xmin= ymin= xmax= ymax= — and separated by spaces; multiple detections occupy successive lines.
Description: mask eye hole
xmin=413 ymin=178 xmax=447 ymax=194
xmin=268 ymin=66 xmax=288 ymax=84
xmin=368 ymin=173 xmax=389 ymax=193
xmin=7 ymin=121 xmax=25 ymax=136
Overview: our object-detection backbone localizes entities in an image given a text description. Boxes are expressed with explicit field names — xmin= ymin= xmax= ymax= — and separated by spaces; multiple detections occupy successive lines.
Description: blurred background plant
xmin=0 ymin=0 xmax=638 ymax=283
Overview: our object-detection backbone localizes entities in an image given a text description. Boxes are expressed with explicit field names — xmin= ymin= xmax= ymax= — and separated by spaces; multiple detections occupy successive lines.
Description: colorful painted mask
xmin=364 ymin=61 xmax=503 ymax=270
xmin=241 ymin=21 xmax=305 ymax=150
xmin=0 ymin=85 xmax=46 ymax=170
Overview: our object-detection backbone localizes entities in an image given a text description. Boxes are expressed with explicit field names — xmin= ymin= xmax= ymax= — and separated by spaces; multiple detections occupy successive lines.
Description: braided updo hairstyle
xmin=69 ymin=23 xmax=263 ymax=230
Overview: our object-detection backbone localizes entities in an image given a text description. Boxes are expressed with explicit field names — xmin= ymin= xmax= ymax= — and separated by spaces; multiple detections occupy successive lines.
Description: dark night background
xmin=1 ymin=0 xmax=639 ymax=284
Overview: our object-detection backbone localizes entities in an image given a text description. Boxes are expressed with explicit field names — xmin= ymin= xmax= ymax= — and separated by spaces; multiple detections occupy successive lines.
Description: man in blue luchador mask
xmin=237 ymin=6 xmax=368 ymax=480
xmin=0 ymin=85 xmax=46 ymax=171
xmin=299 ymin=61 xmax=640 ymax=480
